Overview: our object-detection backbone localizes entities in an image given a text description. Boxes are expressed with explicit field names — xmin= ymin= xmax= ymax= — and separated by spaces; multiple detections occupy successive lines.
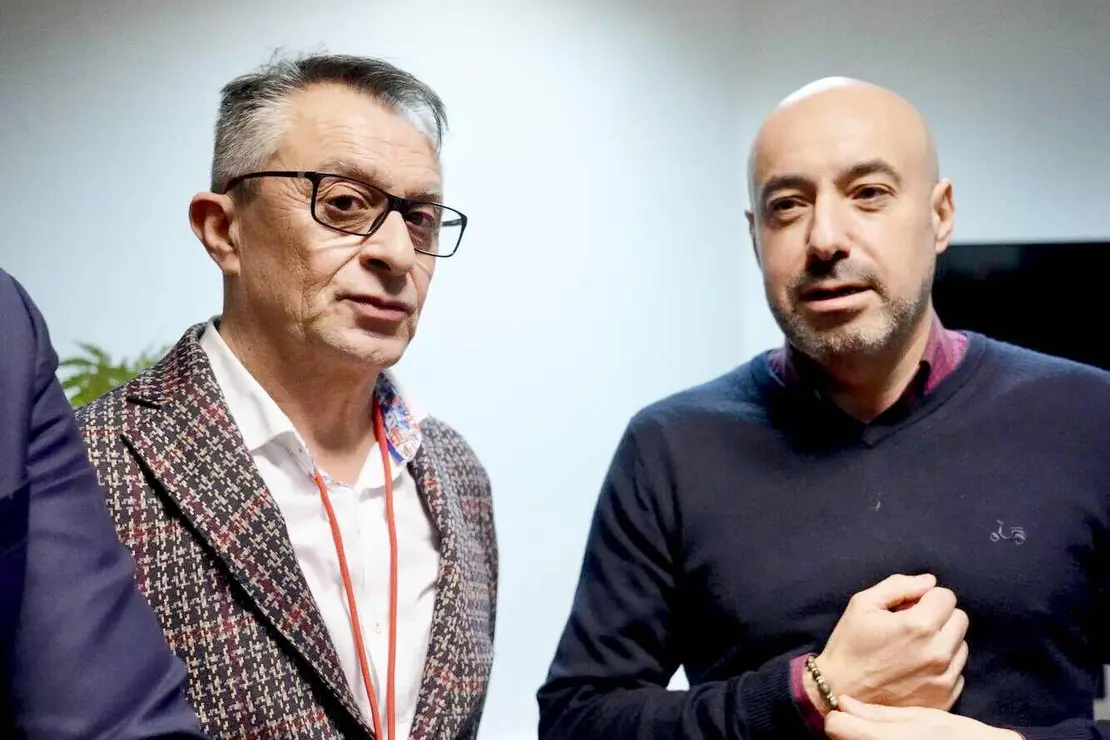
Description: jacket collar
xmin=197 ymin=319 xmax=423 ymax=489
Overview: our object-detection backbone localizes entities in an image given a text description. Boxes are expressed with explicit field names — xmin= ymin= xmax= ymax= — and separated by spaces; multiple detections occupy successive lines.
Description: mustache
xmin=789 ymin=262 xmax=882 ymax=296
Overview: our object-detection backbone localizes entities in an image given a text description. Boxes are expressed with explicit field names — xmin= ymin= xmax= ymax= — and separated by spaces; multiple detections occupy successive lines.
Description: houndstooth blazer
xmin=75 ymin=323 xmax=498 ymax=740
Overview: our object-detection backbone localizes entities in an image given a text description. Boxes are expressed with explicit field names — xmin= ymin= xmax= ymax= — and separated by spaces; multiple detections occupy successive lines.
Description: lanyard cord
xmin=312 ymin=398 xmax=398 ymax=740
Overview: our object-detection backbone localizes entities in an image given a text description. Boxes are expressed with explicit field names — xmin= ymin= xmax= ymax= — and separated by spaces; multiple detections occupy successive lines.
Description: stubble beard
xmin=771 ymin=268 xmax=935 ymax=366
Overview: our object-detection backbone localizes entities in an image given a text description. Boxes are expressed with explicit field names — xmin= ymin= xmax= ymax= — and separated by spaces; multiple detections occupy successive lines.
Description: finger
xmin=942 ymin=674 xmax=966 ymax=711
xmin=935 ymin=609 xmax=970 ymax=656
xmin=836 ymin=695 xmax=919 ymax=722
xmin=933 ymin=640 xmax=967 ymax=711
xmin=859 ymin=573 xmax=937 ymax=610
xmin=825 ymin=710 xmax=885 ymax=740
xmin=945 ymin=640 xmax=970 ymax=678
xmin=890 ymin=598 xmax=917 ymax=612
xmin=903 ymin=587 xmax=957 ymax=631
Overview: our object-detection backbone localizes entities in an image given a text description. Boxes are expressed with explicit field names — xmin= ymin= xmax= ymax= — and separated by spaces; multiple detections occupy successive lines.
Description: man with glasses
xmin=75 ymin=53 xmax=497 ymax=740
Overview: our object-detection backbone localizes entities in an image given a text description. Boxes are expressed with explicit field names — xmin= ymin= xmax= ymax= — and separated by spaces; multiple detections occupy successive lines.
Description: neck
xmin=217 ymin=313 xmax=380 ymax=479
xmin=820 ymin=312 xmax=935 ymax=422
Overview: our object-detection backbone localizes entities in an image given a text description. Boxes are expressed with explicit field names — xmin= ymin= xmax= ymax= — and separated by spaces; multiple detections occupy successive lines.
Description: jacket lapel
xmin=407 ymin=440 xmax=464 ymax=740
xmin=119 ymin=325 xmax=372 ymax=737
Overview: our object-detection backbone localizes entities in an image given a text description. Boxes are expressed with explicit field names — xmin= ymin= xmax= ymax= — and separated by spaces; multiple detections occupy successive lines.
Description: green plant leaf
xmin=56 ymin=340 xmax=170 ymax=409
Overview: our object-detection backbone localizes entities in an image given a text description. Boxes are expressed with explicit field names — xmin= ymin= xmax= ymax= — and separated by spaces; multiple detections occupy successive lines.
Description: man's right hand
xmin=806 ymin=573 xmax=969 ymax=714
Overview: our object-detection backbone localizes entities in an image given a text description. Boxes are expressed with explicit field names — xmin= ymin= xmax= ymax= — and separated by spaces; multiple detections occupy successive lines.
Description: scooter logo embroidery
xmin=990 ymin=520 xmax=1026 ymax=545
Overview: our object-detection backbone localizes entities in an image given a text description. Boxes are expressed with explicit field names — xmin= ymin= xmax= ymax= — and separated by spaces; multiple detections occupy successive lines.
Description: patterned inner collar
xmin=374 ymin=372 xmax=423 ymax=464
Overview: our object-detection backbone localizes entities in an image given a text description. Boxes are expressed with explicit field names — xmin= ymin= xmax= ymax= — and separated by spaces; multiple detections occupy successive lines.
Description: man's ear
xmin=746 ymin=209 xmax=762 ymax=267
xmin=930 ymin=178 xmax=955 ymax=257
xmin=189 ymin=191 xmax=241 ymax=277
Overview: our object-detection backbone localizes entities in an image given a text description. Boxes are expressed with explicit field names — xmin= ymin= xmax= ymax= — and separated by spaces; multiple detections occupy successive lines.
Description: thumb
xmin=859 ymin=573 xmax=936 ymax=610
xmin=837 ymin=695 xmax=917 ymax=723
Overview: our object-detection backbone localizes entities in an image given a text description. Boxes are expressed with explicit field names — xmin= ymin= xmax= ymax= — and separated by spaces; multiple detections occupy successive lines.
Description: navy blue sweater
xmin=538 ymin=334 xmax=1110 ymax=740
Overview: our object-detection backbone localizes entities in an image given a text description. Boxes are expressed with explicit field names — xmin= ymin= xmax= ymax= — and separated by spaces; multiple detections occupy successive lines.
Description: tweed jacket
xmin=75 ymin=323 xmax=498 ymax=740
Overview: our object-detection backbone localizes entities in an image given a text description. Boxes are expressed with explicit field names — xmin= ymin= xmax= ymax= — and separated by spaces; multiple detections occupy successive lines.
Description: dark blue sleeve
xmin=4 ymin=274 xmax=208 ymax=739
xmin=536 ymin=418 xmax=813 ymax=740
xmin=1013 ymin=721 xmax=1110 ymax=740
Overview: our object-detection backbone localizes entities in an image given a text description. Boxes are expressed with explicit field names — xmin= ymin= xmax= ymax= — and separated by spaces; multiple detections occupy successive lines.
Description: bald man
xmin=537 ymin=78 xmax=1110 ymax=740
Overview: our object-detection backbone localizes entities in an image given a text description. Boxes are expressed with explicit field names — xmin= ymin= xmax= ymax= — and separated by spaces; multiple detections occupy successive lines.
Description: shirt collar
xmin=767 ymin=310 xmax=968 ymax=402
xmin=198 ymin=319 xmax=425 ymax=466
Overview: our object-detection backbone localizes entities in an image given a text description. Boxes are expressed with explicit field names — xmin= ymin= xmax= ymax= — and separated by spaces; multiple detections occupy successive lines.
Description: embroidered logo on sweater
xmin=989 ymin=520 xmax=1026 ymax=545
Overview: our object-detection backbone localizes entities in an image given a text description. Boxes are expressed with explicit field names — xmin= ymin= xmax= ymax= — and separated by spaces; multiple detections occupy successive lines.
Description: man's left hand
xmin=825 ymin=695 xmax=1023 ymax=740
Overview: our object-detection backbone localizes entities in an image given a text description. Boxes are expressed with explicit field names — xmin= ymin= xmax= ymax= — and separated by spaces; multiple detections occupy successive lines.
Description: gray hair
xmin=210 ymin=51 xmax=448 ymax=193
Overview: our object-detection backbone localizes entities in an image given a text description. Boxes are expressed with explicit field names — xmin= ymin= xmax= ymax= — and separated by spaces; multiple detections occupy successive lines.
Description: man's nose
xmin=806 ymin=194 xmax=851 ymax=263
xmin=359 ymin=210 xmax=416 ymax=277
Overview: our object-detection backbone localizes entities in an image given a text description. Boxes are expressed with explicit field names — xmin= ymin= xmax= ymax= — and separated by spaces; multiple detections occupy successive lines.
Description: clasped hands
xmin=808 ymin=573 xmax=1021 ymax=740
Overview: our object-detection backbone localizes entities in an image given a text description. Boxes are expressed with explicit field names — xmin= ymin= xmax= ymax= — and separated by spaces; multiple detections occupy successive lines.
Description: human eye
xmin=404 ymin=206 xmax=439 ymax=230
xmin=316 ymin=178 xmax=385 ymax=230
xmin=404 ymin=205 xmax=443 ymax=249
xmin=852 ymin=184 xmax=892 ymax=205
xmin=765 ymin=195 xmax=807 ymax=223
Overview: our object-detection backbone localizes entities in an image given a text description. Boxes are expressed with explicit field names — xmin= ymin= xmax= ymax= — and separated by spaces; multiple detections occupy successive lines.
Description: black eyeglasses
xmin=222 ymin=170 xmax=467 ymax=258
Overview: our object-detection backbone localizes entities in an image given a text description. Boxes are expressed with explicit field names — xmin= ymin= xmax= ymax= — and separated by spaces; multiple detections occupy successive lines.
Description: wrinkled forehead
xmin=750 ymin=99 xmax=931 ymax=193
xmin=278 ymin=84 xmax=443 ymax=198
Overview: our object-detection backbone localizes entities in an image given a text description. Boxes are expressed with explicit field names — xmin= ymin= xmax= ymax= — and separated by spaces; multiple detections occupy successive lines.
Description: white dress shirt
xmin=200 ymin=321 xmax=439 ymax=740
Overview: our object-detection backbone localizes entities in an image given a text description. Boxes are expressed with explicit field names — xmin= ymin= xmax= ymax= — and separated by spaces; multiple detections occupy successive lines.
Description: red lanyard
xmin=312 ymin=398 xmax=399 ymax=740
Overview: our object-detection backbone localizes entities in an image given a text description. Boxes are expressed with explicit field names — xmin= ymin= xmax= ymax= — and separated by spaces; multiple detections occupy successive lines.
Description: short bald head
xmin=744 ymin=77 xmax=955 ymax=367
xmin=748 ymin=77 xmax=939 ymax=203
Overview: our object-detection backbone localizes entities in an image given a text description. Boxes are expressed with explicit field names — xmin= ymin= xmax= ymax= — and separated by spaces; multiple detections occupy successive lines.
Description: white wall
xmin=1 ymin=1 xmax=1108 ymax=737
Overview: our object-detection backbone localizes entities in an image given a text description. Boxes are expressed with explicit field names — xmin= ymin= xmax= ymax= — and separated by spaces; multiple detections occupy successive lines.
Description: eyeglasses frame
xmin=221 ymin=170 xmax=468 ymax=258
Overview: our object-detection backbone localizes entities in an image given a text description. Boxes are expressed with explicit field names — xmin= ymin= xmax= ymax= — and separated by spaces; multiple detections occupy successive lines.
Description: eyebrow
xmin=316 ymin=159 xmax=443 ymax=203
xmin=758 ymin=158 xmax=903 ymax=204
xmin=840 ymin=159 xmax=903 ymax=189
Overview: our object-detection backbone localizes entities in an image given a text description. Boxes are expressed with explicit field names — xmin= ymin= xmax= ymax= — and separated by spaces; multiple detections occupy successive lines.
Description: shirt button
xmin=373 ymin=622 xmax=383 ymax=635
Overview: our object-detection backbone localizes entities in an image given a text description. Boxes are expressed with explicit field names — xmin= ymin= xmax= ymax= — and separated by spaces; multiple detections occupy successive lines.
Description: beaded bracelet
xmin=804 ymin=654 xmax=839 ymax=711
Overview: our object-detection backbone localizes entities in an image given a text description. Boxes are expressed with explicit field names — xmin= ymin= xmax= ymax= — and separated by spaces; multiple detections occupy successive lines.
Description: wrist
xmin=803 ymin=654 xmax=838 ymax=718
xmin=791 ymin=655 xmax=828 ymax=732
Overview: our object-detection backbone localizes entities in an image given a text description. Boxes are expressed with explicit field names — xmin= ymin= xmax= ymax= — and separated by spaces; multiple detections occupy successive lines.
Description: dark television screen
xmin=933 ymin=241 xmax=1110 ymax=699
xmin=932 ymin=241 xmax=1110 ymax=371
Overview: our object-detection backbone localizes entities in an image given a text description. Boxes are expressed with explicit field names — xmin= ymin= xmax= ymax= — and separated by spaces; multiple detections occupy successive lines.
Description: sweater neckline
xmin=748 ymin=332 xmax=992 ymax=447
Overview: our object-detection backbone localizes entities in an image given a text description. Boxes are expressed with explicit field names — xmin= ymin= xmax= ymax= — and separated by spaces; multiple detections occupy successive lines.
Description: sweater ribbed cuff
xmin=737 ymin=652 xmax=818 ymax=740
xmin=789 ymin=654 xmax=827 ymax=734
